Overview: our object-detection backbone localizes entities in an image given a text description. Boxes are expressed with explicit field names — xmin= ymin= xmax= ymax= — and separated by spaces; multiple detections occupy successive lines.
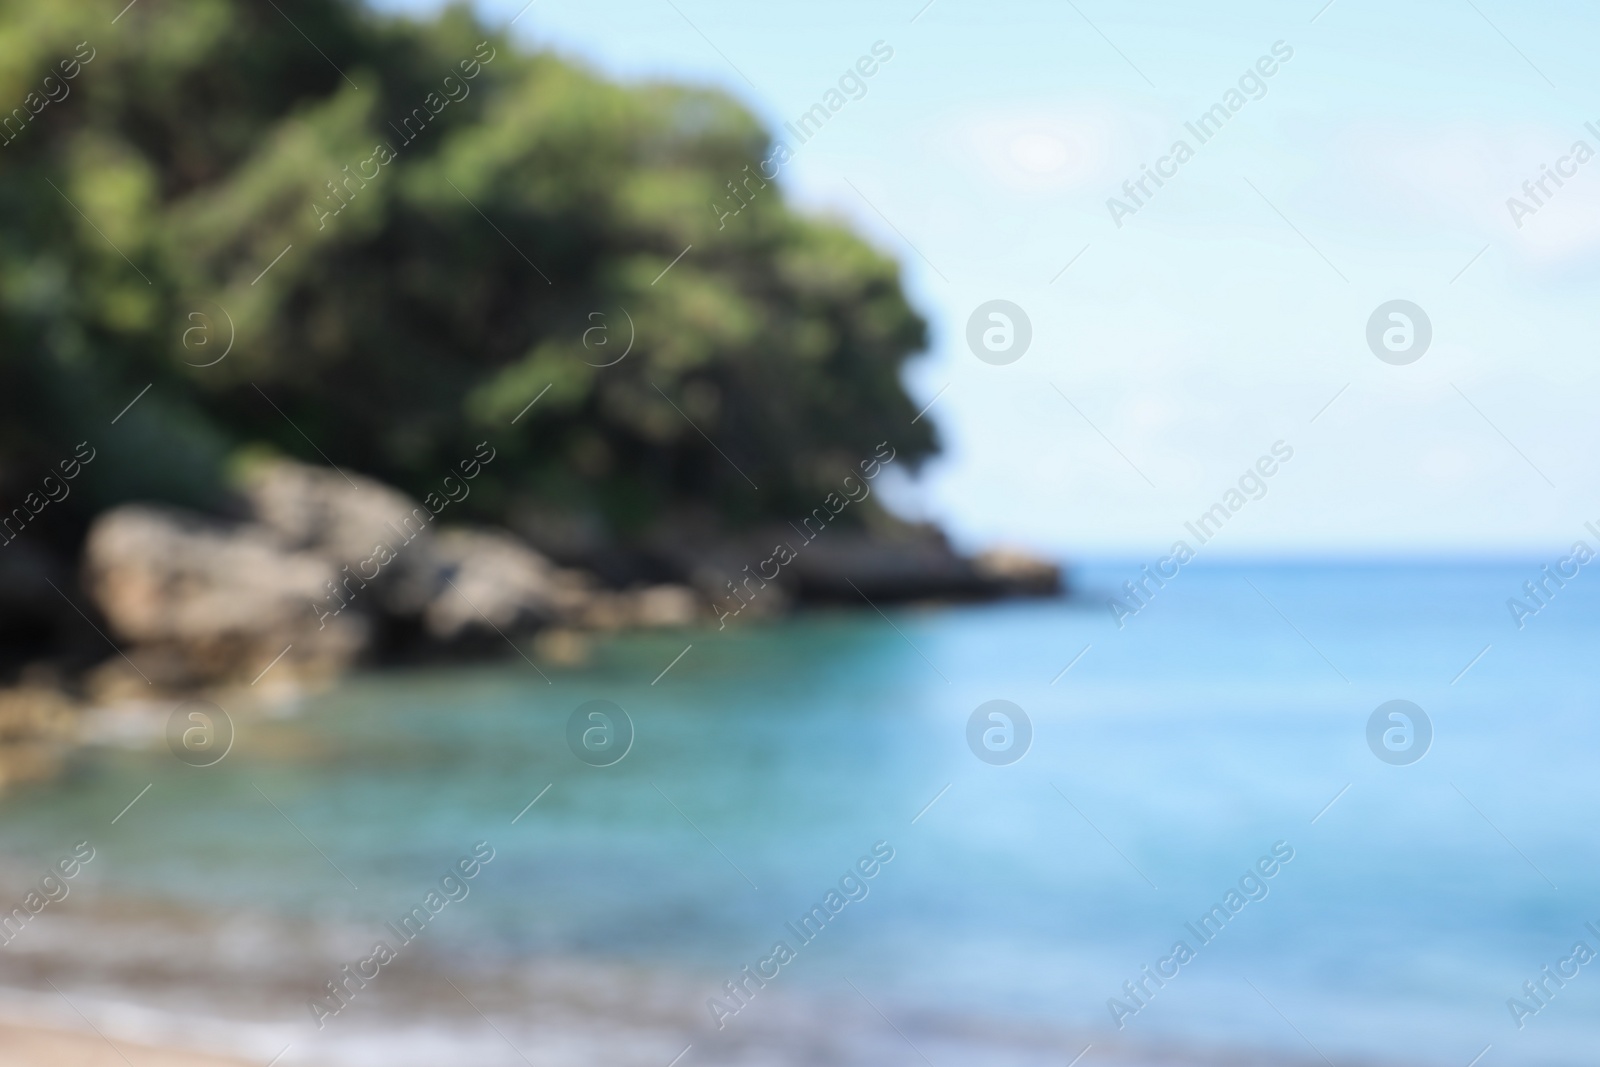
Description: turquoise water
xmin=1 ymin=561 xmax=1597 ymax=1065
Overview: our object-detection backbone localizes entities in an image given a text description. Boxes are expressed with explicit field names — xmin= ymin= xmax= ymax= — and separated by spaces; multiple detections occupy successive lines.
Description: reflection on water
xmin=1 ymin=561 xmax=1597 ymax=1066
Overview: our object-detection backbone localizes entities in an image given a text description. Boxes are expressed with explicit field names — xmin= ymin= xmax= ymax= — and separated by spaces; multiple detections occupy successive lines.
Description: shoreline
xmin=0 ymin=860 xmax=1457 ymax=1067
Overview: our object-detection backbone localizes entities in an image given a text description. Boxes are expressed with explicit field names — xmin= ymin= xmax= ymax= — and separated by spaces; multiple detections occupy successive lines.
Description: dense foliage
xmin=0 ymin=0 xmax=933 ymax=551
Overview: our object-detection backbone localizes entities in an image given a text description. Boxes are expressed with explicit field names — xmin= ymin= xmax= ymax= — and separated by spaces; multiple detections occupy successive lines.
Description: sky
xmin=374 ymin=0 xmax=1600 ymax=558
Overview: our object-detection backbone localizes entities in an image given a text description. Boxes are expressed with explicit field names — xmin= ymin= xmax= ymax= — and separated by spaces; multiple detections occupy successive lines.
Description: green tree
xmin=0 ymin=0 xmax=935 ymax=552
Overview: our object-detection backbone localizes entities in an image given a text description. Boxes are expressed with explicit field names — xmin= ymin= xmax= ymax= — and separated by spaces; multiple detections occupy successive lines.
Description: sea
xmin=0 ymin=560 xmax=1595 ymax=1066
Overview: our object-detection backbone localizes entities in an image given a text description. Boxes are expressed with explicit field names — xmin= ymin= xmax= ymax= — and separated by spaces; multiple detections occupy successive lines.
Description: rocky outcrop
xmin=82 ymin=504 xmax=368 ymax=695
xmin=78 ymin=461 xmax=705 ymax=693
xmin=972 ymin=546 xmax=1064 ymax=598
xmin=626 ymin=517 xmax=1064 ymax=614
xmin=242 ymin=460 xmax=447 ymax=618
xmin=781 ymin=526 xmax=1062 ymax=602
xmin=68 ymin=457 xmax=1061 ymax=694
xmin=423 ymin=527 xmax=586 ymax=640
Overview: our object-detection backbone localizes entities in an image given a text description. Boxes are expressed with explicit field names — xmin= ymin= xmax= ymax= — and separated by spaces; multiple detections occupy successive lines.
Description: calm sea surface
xmin=0 ymin=560 xmax=1596 ymax=1066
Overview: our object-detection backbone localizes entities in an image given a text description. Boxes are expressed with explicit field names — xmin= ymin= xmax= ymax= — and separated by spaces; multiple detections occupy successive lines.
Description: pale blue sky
xmin=376 ymin=0 xmax=1600 ymax=557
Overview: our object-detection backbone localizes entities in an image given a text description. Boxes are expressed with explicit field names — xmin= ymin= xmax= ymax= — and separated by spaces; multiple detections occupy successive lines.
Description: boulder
xmin=973 ymin=546 xmax=1064 ymax=597
xmin=575 ymin=584 xmax=701 ymax=631
xmin=240 ymin=460 xmax=444 ymax=616
xmin=422 ymin=527 xmax=585 ymax=640
xmin=77 ymin=462 xmax=698 ymax=688
xmin=422 ymin=525 xmax=702 ymax=637
xmin=82 ymin=504 xmax=368 ymax=690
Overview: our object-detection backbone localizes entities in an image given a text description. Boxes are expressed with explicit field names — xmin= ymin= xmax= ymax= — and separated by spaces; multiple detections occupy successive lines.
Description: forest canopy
xmin=0 ymin=0 xmax=935 ymax=551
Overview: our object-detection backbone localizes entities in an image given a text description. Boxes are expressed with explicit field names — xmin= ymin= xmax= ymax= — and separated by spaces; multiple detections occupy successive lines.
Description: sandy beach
xmin=0 ymin=1023 xmax=246 ymax=1067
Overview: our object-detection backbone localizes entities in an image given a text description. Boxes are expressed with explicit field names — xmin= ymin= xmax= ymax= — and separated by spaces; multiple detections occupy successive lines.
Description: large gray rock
xmin=82 ymin=504 xmax=369 ymax=691
xmin=425 ymin=527 xmax=701 ymax=639
xmin=423 ymin=527 xmax=586 ymax=640
xmin=240 ymin=460 xmax=444 ymax=617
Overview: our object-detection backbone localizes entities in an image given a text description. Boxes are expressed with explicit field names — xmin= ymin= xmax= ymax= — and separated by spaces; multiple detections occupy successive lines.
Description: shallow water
xmin=0 ymin=560 xmax=1596 ymax=1066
